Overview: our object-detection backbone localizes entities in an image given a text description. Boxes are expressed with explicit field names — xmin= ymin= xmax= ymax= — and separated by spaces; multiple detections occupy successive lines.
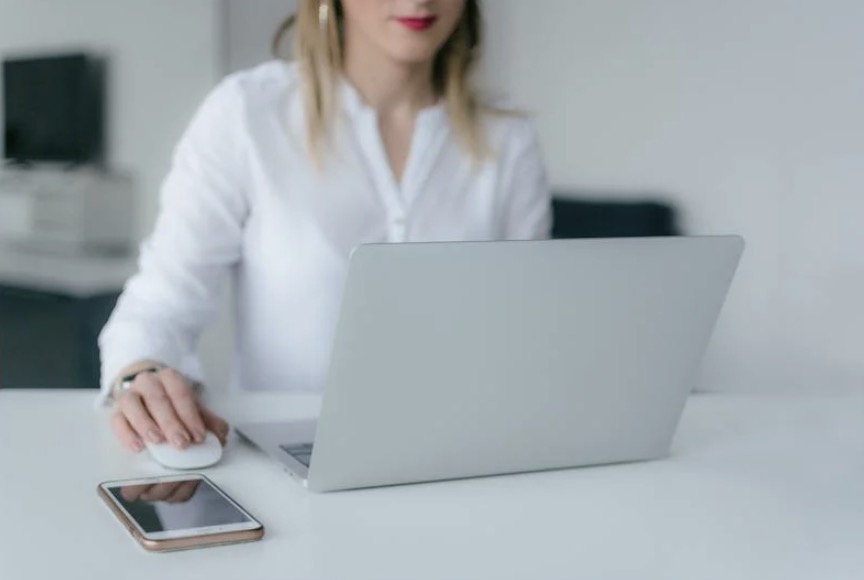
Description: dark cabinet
xmin=0 ymin=285 xmax=118 ymax=389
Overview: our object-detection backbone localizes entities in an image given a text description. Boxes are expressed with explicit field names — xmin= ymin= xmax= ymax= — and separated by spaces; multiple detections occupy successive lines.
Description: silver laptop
xmin=237 ymin=236 xmax=744 ymax=493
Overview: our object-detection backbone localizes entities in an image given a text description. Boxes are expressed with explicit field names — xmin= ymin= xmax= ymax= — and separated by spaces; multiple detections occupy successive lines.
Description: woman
xmin=100 ymin=0 xmax=551 ymax=452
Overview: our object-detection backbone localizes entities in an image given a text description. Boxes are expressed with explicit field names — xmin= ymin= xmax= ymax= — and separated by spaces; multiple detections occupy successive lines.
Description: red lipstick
xmin=395 ymin=16 xmax=438 ymax=31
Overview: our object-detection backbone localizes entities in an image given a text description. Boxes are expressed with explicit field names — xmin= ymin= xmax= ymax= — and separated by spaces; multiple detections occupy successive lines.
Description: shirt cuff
xmin=96 ymin=336 xmax=205 ymax=408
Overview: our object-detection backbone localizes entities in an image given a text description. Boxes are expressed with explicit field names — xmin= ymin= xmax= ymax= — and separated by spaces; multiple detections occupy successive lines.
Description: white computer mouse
xmin=145 ymin=432 xmax=223 ymax=470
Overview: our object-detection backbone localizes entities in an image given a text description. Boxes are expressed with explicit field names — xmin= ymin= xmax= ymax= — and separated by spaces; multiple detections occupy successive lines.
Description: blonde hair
xmin=273 ymin=0 xmax=488 ymax=163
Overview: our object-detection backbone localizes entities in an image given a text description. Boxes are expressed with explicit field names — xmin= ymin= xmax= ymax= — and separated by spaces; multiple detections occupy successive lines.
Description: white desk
xmin=1 ymin=391 xmax=863 ymax=580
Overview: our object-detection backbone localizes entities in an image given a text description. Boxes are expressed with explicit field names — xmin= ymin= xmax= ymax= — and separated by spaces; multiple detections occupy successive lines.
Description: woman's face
xmin=340 ymin=0 xmax=467 ymax=66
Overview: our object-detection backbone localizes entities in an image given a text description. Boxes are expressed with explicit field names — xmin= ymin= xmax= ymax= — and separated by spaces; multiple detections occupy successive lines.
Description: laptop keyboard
xmin=279 ymin=443 xmax=314 ymax=467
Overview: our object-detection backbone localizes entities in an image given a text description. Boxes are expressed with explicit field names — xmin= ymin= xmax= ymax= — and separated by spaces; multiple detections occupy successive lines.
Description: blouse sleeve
xmin=97 ymin=77 xmax=250 ymax=404
xmin=501 ymin=119 xmax=553 ymax=240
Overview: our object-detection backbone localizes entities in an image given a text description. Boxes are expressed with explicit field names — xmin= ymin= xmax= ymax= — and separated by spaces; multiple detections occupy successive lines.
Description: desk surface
xmin=1 ymin=391 xmax=862 ymax=580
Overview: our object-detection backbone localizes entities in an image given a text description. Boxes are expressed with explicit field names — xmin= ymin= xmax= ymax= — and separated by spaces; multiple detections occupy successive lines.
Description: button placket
xmin=351 ymin=102 xmax=448 ymax=244
xmin=355 ymin=111 xmax=407 ymax=242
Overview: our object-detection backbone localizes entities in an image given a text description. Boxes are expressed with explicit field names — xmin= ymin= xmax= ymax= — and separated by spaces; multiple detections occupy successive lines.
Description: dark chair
xmin=551 ymin=196 xmax=680 ymax=239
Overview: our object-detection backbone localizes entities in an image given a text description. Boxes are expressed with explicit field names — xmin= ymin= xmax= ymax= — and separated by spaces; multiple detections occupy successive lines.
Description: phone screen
xmin=105 ymin=476 xmax=252 ymax=534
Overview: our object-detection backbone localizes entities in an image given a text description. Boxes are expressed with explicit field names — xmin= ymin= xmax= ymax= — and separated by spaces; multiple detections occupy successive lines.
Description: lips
xmin=395 ymin=16 xmax=438 ymax=31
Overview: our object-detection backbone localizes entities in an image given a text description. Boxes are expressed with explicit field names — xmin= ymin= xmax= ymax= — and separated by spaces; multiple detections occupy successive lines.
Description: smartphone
xmin=98 ymin=473 xmax=264 ymax=552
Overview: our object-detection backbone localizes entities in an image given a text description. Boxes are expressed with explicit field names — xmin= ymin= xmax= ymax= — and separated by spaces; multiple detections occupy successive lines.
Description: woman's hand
xmin=110 ymin=367 xmax=229 ymax=453
xmin=120 ymin=479 xmax=202 ymax=504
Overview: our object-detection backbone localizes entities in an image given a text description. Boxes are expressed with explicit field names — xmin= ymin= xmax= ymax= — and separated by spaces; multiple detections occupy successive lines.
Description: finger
xmin=164 ymin=480 xmax=200 ymax=504
xmin=121 ymin=484 xmax=151 ymax=502
xmin=135 ymin=374 xmax=191 ymax=449
xmin=161 ymin=370 xmax=207 ymax=444
xmin=200 ymin=406 xmax=230 ymax=446
xmin=111 ymin=410 xmax=145 ymax=452
xmin=119 ymin=391 xmax=164 ymax=445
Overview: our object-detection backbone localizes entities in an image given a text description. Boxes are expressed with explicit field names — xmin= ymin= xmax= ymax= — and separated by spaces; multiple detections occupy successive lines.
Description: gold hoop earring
xmin=318 ymin=2 xmax=330 ymax=31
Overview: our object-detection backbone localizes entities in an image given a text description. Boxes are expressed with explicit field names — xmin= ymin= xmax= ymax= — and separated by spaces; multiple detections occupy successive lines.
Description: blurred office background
xmin=0 ymin=0 xmax=861 ymax=394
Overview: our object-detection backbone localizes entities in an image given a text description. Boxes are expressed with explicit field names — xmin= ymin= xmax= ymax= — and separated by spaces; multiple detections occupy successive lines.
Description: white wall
xmin=223 ymin=0 xmax=295 ymax=73
xmin=491 ymin=0 xmax=864 ymax=393
xmin=0 ymin=0 xmax=223 ymax=237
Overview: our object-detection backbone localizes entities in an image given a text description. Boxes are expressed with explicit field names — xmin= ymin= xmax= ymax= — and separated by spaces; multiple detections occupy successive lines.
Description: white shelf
xmin=0 ymin=243 xmax=136 ymax=296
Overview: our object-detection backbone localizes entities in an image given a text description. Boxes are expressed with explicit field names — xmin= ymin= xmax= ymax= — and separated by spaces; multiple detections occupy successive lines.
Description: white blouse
xmin=98 ymin=61 xmax=551 ymax=401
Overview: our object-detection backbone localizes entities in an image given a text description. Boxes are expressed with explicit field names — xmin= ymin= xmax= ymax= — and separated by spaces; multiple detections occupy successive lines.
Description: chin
xmin=386 ymin=44 xmax=441 ymax=67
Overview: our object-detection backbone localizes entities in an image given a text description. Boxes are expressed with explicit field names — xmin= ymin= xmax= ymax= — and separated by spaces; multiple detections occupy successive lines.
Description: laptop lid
xmin=307 ymin=236 xmax=744 ymax=492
